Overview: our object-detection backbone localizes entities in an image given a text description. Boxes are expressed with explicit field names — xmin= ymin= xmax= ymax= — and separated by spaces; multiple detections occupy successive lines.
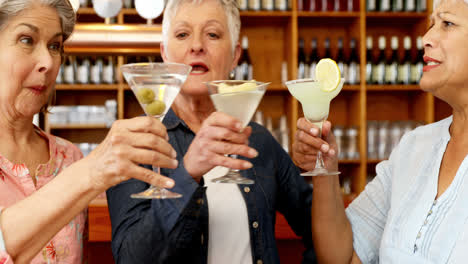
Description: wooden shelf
xmin=240 ymin=11 xmax=293 ymax=17
xmin=366 ymin=12 xmax=428 ymax=18
xmin=76 ymin=7 xmax=96 ymax=15
xmin=298 ymin=11 xmax=361 ymax=17
xmin=49 ymin=124 xmax=109 ymax=130
xmin=366 ymin=84 xmax=421 ymax=91
xmin=367 ymin=159 xmax=385 ymax=164
xmin=55 ymin=84 xmax=119 ymax=90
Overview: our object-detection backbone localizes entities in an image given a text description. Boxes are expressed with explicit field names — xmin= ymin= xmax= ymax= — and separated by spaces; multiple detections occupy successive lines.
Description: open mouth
xmin=190 ymin=63 xmax=209 ymax=74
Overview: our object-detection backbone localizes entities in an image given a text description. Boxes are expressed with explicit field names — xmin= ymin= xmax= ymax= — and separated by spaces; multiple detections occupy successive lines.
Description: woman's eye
xmin=443 ymin=21 xmax=454 ymax=27
xmin=208 ymin=33 xmax=219 ymax=39
xmin=19 ymin=36 xmax=33 ymax=45
xmin=176 ymin=32 xmax=188 ymax=39
xmin=48 ymin=42 xmax=62 ymax=52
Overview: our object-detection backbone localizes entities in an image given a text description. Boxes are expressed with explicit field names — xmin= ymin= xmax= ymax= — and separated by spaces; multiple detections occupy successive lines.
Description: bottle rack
xmin=55 ymin=0 xmax=442 ymax=200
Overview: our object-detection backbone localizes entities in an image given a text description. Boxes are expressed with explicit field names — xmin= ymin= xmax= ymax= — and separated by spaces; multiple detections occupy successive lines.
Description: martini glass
xmin=285 ymin=78 xmax=344 ymax=176
xmin=121 ymin=62 xmax=191 ymax=199
xmin=206 ymin=80 xmax=269 ymax=184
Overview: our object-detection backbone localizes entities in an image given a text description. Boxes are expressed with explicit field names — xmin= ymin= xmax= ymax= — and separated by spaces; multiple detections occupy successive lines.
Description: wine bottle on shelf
xmin=275 ymin=0 xmax=287 ymax=11
xmin=90 ymin=56 xmax=103 ymax=85
xmin=123 ymin=0 xmax=133 ymax=9
xmin=63 ymin=56 xmax=75 ymax=84
xmin=385 ymin=36 xmax=398 ymax=85
xmin=366 ymin=36 xmax=373 ymax=84
xmin=77 ymin=56 xmax=90 ymax=84
xmin=236 ymin=36 xmax=253 ymax=80
xmin=416 ymin=0 xmax=427 ymax=12
xmin=249 ymin=0 xmax=261 ymax=11
xmin=398 ymin=36 xmax=412 ymax=85
xmin=347 ymin=0 xmax=354 ymax=11
xmin=367 ymin=0 xmax=377 ymax=11
xmin=334 ymin=0 xmax=340 ymax=11
xmin=405 ymin=0 xmax=416 ymax=11
xmin=238 ymin=0 xmax=248 ymax=11
xmin=336 ymin=38 xmax=346 ymax=82
xmin=324 ymin=38 xmax=331 ymax=59
xmin=309 ymin=0 xmax=316 ymax=11
xmin=298 ymin=0 xmax=304 ymax=11
xmin=262 ymin=0 xmax=274 ymax=11
xmin=392 ymin=0 xmax=404 ymax=12
xmin=79 ymin=0 xmax=88 ymax=8
xmin=56 ymin=64 xmax=64 ymax=84
xmin=372 ymin=36 xmax=386 ymax=85
xmin=309 ymin=38 xmax=319 ymax=79
xmin=411 ymin=36 xmax=424 ymax=84
xmin=297 ymin=38 xmax=308 ymax=79
xmin=103 ymin=56 xmax=115 ymax=84
xmin=380 ymin=0 xmax=391 ymax=12
xmin=321 ymin=0 xmax=328 ymax=11
xmin=348 ymin=38 xmax=359 ymax=85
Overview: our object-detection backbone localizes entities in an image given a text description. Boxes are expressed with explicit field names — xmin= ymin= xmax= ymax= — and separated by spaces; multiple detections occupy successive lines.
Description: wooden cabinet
xmin=56 ymin=1 xmax=444 ymax=262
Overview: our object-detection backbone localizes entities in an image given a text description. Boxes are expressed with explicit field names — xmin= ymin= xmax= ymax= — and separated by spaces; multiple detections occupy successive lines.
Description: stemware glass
xmin=121 ymin=62 xmax=191 ymax=199
xmin=205 ymin=80 xmax=269 ymax=184
xmin=285 ymin=78 xmax=344 ymax=176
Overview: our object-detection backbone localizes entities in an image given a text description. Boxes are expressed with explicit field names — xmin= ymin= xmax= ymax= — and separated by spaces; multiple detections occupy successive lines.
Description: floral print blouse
xmin=0 ymin=127 xmax=85 ymax=263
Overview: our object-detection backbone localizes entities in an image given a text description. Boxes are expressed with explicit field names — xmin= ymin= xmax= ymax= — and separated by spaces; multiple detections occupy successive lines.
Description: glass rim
xmin=204 ymin=80 xmax=271 ymax=86
xmin=285 ymin=78 xmax=345 ymax=86
xmin=120 ymin=62 xmax=192 ymax=73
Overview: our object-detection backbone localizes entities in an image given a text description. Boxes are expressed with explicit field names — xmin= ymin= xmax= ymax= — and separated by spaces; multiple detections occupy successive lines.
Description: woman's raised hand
xmin=292 ymin=118 xmax=339 ymax=172
xmin=81 ymin=116 xmax=178 ymax=192
xmin=183 ymin=112 xmax=259 ymax=182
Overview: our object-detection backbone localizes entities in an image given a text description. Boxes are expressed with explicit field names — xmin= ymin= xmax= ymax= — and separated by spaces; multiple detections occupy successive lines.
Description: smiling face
xmin=161 ymin=0 xmax=241 ymax=96
xmin=420 ymin=0 xmax=468 ymax=102
xmin=0 ymin=3 xmax=63 ymax=120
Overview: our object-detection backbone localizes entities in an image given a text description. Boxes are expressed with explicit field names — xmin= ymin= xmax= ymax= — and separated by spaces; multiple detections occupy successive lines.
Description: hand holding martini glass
xmin=286 ymin=58 xmax=344 ymax=176
xmin=121 ymin=62 xmax=191 ymax=199
xmin=205 ymin=80 xmax=269 ymax=184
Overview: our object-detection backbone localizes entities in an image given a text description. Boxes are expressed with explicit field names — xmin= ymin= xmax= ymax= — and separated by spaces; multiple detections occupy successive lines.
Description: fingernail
xmin=321 ymin=144 xmax=329 ymax=152
xmin=165 ymin=180 xmax=175 ymax=188
xmin=329 ymin=149 xmax=336 ymax=156
xmin=171 ymin=150 xmax=177 ymax=158
xmin=172 ymin=159 xmax=179 ymax=167
xmin=310 ymin=128 xmax=318 ymax=135
xmin=243 ymin=162 xmax=253 ymax=169
xmin=235 ymin=122 xmax=242 ymax=131
xmin=248 ymin=149 xmax=258 ymax=157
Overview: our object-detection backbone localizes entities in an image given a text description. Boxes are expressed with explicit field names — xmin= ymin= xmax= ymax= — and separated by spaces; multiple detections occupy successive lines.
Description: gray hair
xmin=0 ymin=0 xmax=76 ymax=42
xmin=162 ymin=0 xmax=241 ymax=53
xmin=433 ymin=0 xmax=468 ymax=9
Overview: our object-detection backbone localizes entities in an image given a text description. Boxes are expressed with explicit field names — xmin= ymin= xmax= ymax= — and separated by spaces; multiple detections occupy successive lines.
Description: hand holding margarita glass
xmin=286 ymin=58 xmax=344 ymax=176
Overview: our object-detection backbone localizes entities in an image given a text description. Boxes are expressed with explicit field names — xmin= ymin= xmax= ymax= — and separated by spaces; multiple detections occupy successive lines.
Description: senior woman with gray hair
xmin=292 ymin=0 xmax=468 ymax=263
xmin=0 ymin=0 xmax=178 ymax=263
xmin=106 ymin=0 xmax=316 ymax=263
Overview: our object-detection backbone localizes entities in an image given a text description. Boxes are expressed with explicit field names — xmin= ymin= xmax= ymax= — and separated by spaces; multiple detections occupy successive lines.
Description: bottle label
xmin=64 ymin=66 xmax=75 ymax=84
xmin=366 ymin=62 xmax=372 ymax=83
xmin=368 ymin=0 xmax=376 ymax=11
xmin=398 ymin=63 xmax=411 ymax=84
xmin=385 ymin=63 xmax=398 ymax=84
xmin=309 ymin=62 xmax=317 ymax=79
xmin=275 ymin=0 xmax=287 ymax=10
xmin=381 ymin=0 xmax=390 ymax=11
xmin=262 ymin=0 xmax=274 ymax=10
xmin=406 ymin=0 xmax=416 ymax=11
xmin=238 ymin=0 xmax=248 ymax=10
xmin=374 ymin=63 xmax=385 ymax=84
xmin=90 ymin=65 xmax=101 ymax=84
xmin=77 ymin=65 xmax=89 ymax=84
xmin=56 ymin=66 xmax=63 ymax=84
xmin=103 ymin=65 xmax=114 ymax=84
xmin=249 ymin=0 xmax=260 ymax=10
xmin=348 ymin=62 xmax=358 ymax=85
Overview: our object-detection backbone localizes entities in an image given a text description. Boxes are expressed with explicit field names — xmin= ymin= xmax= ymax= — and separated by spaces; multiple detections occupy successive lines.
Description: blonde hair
xmin=433 ymin=0 xmax=468 ymax=9
xmin=162 ymin=0 xmax=241 ymax=53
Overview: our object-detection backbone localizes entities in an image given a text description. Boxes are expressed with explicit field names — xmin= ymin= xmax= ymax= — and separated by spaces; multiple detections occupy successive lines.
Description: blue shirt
xmin=347 ymin=116 xmax=468 ymax=263
xmin=107 ymin=109 xmax=316 ymax=264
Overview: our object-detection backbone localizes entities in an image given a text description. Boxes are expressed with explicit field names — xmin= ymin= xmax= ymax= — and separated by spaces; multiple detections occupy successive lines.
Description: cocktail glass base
xmin=130 ymin=186 xmax=183 ymax=199
xmin=301 ymin=169 xmax=341 ymax=177
xmin=211 ymin=171 xmax=254 ymax=184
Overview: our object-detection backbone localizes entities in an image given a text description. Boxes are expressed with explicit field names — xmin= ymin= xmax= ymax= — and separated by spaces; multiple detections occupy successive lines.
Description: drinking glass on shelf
xmin=121 ymin=62 xmax=191 ymax=199
xmin=205 ymin=80 xmax=269 ymax=184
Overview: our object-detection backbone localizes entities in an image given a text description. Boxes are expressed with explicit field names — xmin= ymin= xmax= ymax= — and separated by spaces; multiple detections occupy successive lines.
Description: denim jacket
xmin=107 ymin=109 xmax=316 ymax=264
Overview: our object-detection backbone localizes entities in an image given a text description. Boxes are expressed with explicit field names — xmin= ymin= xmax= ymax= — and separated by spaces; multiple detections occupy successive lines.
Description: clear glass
xmin=285 ymin=78 xmax=344 ymax=176
xmin=121 ymin=62 xmax=192 ymax=199
xmin=205 ymin=80 xmax=269 ymax=184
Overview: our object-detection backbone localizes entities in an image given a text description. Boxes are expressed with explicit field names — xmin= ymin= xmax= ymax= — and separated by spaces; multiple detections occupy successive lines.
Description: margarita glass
xmin=121 ymin=62 xmax=191 ymax=199
xmin=206 ymin=80 xmax=269 ymax=184
xmin=285 ymin=78 xmax=345 ymax=176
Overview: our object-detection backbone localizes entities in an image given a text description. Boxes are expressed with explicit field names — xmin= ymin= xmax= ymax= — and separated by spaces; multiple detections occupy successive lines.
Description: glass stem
xmin=314 ymin=122 xmax=326 ymax=170
xmin=230 ymin=154 xmax=240 ymax=172
xmin=151 ymin=166 xmax=162 ymax=190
